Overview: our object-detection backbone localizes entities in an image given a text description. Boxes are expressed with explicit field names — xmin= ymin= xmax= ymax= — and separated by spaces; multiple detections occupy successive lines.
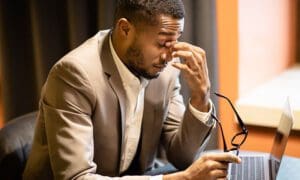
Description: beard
xmin=124 ymin=44 xmax=160 ymax=80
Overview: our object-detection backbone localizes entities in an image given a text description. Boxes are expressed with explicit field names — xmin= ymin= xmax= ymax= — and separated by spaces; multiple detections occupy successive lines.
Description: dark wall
xmin=0 ymin=1 xmax=218 ymax=150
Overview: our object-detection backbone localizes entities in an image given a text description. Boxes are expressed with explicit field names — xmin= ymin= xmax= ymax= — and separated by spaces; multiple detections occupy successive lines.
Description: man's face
xmin=123 ymin=15 xmax=184 ymax=79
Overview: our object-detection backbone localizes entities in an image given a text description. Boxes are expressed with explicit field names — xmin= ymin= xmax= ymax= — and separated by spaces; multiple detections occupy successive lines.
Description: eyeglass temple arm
xmin=214 ymin=92 xmax=248 ymax=133
xmin=211 ymin=113 xmax=228 ymax=152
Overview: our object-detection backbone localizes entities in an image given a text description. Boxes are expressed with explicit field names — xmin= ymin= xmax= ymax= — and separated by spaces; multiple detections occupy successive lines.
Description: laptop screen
xmin=270 ymin=98 xmax=294 ymax=161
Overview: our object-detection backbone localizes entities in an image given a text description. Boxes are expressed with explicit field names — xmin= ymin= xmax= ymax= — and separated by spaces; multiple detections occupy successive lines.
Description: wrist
xmin=190 ymin=96 xmax=210 ymax=112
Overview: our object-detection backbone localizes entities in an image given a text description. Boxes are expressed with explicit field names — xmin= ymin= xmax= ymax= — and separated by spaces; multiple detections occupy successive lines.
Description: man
xmin=24 ymin=0 xmax=240 ymax=179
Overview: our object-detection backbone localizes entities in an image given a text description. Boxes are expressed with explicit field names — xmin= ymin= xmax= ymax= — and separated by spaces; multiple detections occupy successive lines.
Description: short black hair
xmin=114 ymin=0 xmax=185 ymax=26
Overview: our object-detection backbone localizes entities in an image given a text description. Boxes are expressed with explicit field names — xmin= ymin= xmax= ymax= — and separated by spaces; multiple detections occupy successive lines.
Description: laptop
xmin=229 ymin=98 xmax=294 ymax=180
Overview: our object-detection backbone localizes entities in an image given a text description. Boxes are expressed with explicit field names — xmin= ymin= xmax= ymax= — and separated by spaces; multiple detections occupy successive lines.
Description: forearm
xmin=163 ymin=74 xmax=213 ymax=169
xmin=164 ymin=110 xmax=212 ymax=169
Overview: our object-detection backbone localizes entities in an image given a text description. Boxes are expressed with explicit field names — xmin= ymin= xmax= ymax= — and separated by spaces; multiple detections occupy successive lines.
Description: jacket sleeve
xmin=161 ymin=77 xmax=214 ymax=170
xmin=41 ymin=59 xmax=151 ymax=180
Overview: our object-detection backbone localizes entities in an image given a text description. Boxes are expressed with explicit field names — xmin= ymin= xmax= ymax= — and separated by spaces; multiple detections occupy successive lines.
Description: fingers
xmin=201 ymin=153 xmax=238 ymax=179
xmin=172 ymin=63 xmax=195 ymax=76
xmin=203 ymin=159 xmax=229 ymax=171
xmin=171 ymin=47 xmax=203 ymax=68
xmin=216 ymin=178 xmax=228 ymax=180
xmin=171 ymin=42 xmax=206 ymax=63
xmin=210 ymin=169 xmax=228 ymax=178
xmin=185 ymin=152 xmax=238 ymax=180
xmin=171 ymin=41 xmax=204 ymax=54
xmin=170 ymin=42 xmax=208 ymax=77
xmin=170 ymin=41 xmax=211 ymax=111
xmin=203 ymin=152 xmax=242 ymax=164
xmin=172 ymin=50 xmax=194 ymax=60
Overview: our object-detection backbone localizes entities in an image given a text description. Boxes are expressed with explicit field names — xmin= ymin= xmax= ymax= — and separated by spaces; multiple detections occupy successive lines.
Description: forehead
xmin=158 ymin=15 xmax=184 ymax=37
xmin=137 ymin=15 xmax=184 ymax=39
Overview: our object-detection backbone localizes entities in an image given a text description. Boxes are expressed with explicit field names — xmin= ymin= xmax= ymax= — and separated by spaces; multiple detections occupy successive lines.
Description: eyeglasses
xmin=211 ymin=92 xmax=248 ymax=156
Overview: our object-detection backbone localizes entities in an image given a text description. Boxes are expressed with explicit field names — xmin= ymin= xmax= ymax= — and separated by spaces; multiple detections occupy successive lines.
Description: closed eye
xmin=157 ymin=42 xmax=166 ymax=48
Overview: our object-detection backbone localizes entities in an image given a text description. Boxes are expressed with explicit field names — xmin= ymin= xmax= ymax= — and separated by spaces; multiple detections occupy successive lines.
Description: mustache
xmin=154 ymin=62 xmax=167 ymax=69
xmin=157 ymin=59 xmax=168 ymax=66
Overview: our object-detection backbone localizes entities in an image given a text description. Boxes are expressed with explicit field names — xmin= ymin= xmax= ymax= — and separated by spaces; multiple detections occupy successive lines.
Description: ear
xmin=116 ymin=18 xmax=133 ymax=37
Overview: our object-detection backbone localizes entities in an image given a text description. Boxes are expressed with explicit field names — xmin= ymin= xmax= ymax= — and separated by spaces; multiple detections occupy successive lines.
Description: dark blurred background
xmin=0 ymin=0 xmax=218 ymax=149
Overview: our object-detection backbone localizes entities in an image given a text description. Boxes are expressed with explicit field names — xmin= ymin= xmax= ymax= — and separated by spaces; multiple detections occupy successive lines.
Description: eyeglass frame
xmin=211 ymin=92 xmax=248 ymax=156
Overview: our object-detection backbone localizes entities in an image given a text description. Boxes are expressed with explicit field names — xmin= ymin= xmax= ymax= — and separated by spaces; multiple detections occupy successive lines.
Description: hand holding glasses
xmin=211 ymin=92 xmax=248 ymax=156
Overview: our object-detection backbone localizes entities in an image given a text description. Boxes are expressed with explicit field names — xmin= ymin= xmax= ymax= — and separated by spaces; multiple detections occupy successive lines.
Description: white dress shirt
xmin=109 ymin=36 xmax=213 ymax=179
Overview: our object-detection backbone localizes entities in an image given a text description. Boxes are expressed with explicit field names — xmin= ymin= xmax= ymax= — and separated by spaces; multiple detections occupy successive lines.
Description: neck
xmin=111 ymin=30 xmax=127 ymax=64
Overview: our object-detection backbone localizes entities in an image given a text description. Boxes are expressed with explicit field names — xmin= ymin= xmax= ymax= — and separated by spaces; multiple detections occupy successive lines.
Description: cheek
xmin=141 ymin=46 xmax=162 ymax=62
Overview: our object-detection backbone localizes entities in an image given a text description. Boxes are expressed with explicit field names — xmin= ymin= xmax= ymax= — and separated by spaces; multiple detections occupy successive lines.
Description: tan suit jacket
xmin=23 ymin=30 xmax=213 ymax=180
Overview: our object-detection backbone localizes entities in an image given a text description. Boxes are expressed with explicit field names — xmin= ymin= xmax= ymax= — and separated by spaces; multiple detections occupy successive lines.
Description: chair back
xmin=0 ymin=111 xmax=37 ymax=180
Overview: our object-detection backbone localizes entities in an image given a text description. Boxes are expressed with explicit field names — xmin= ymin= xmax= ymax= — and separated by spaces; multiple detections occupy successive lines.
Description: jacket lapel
xmin=99 ymin=32 xmax=127 ymax=166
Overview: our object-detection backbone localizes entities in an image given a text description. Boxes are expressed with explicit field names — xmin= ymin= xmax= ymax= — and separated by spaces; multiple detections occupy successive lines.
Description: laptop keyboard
xmin=230 ymin=156 xmax=265 ymax=180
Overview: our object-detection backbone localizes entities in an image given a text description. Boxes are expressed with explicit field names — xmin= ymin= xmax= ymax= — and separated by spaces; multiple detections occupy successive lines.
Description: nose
xmin=160 ymin=49 xmax=173 ymax=64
